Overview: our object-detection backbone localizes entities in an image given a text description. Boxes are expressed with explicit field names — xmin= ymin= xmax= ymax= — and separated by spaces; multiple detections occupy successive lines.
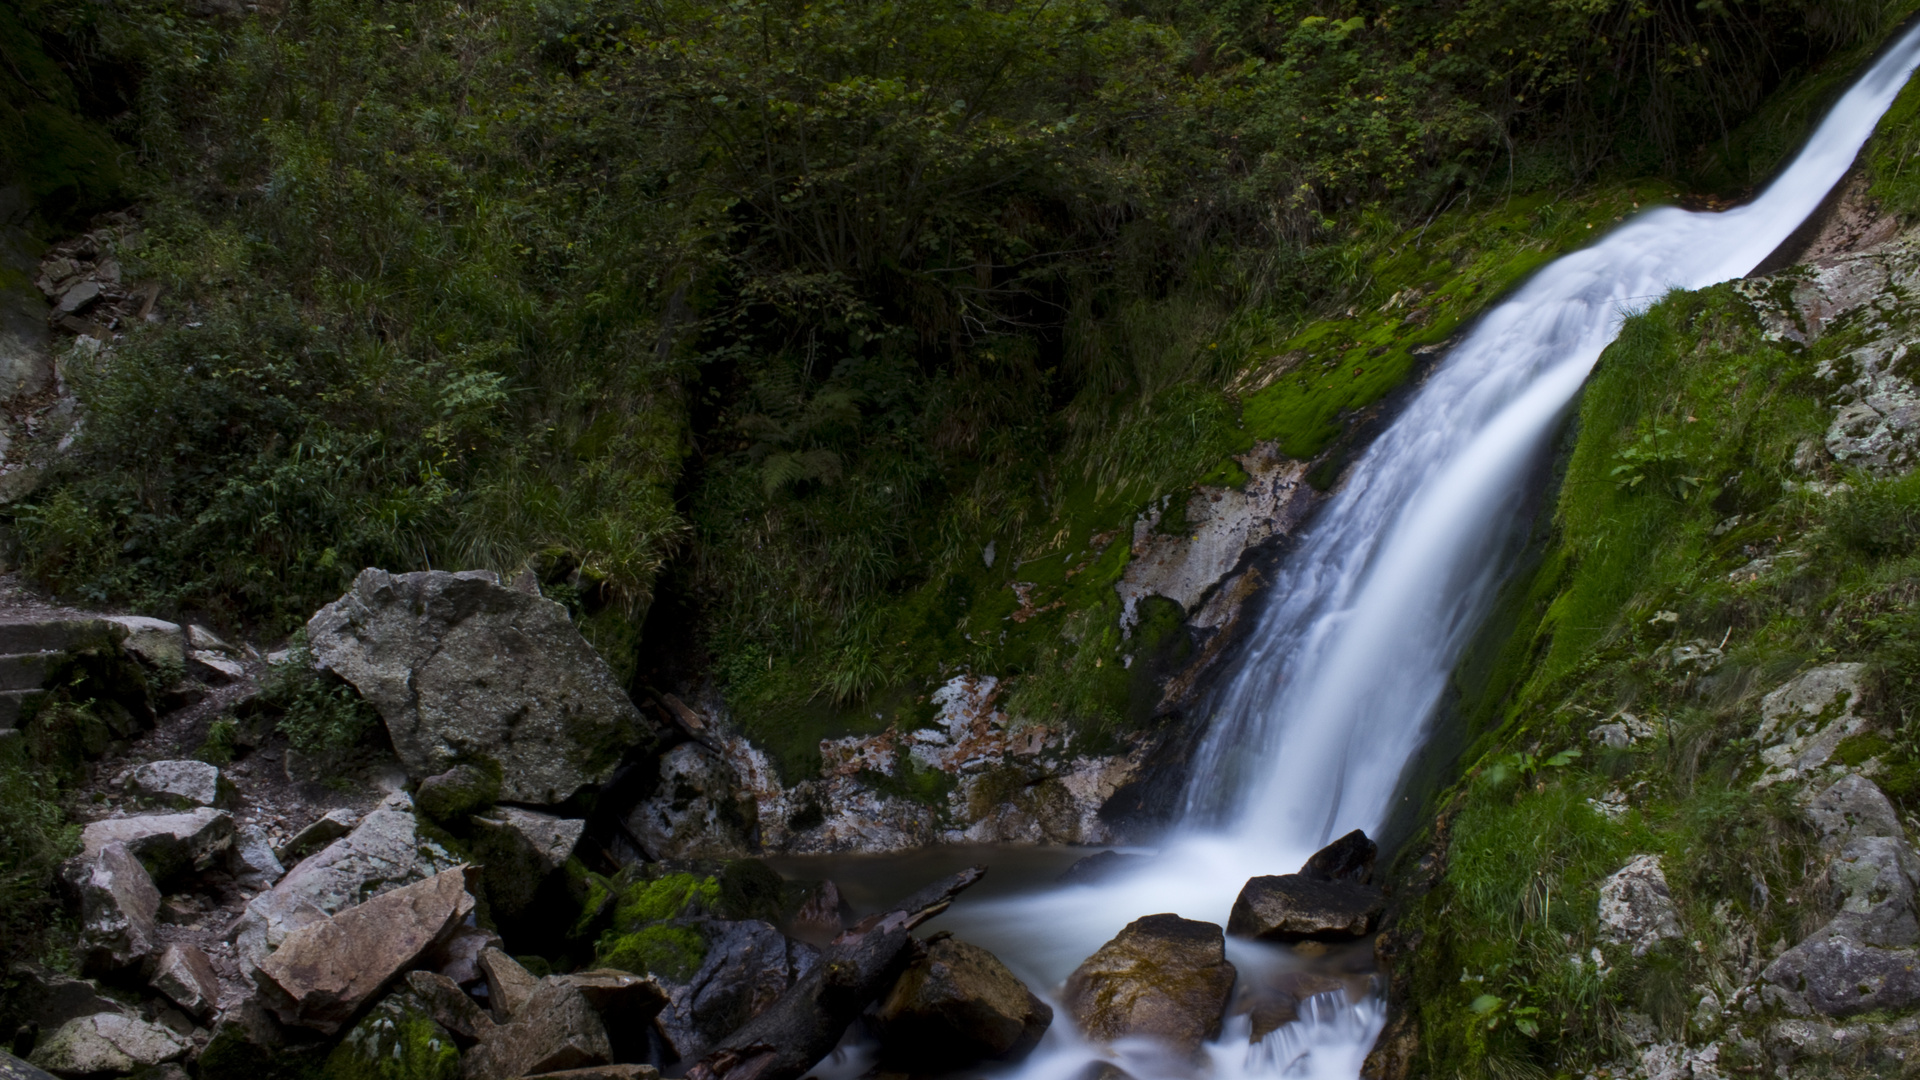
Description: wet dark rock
xmin=1057 ymin=850 xmax=1150 ymax=887
xmin=1245 ymin=971 xmax=1344 ymax=1041
xmin=870 ymin=935 xmax=1051 ymax=1068
xmin=1227 ymin=874 xmax=1384 ymax=942
xmin=1061 ymin=914 xmax=1237 ymax=1054
xmin=307 ymin=568 xmax=665 ymax=804
xmin=1301 ymin=830 xmax=1377 ymax=885
xmin=655 ymin=920 xmax=818 ymax=1062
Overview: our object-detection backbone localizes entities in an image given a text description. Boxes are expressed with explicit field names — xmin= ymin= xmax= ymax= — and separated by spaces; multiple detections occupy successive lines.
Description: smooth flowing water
xmin=807 ymin=26 xmax=1920 ymax=1080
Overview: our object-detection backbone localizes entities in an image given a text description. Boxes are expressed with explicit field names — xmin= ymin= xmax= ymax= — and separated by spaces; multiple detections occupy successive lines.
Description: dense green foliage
xmin=0 ymin=0 xmax=1905 ymax=741
xmin=1399 ymin=83 xmax=1920 ymax=1072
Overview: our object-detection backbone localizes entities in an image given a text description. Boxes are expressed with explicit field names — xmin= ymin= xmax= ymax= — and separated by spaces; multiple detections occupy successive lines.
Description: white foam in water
xmin=936 ymin=22 xmax=1920 ymax=1079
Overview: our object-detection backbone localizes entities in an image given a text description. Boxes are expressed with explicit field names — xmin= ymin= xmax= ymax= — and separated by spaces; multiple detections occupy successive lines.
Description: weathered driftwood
xmin=681 ymin=865 xmax=986 ymax=1080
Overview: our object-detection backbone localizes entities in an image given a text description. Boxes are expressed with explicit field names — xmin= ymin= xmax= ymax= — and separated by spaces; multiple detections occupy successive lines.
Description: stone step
xmin=0 ymin=652 xmax=56 ymax=692
xmin=0 ymin=618 xmax=121 ymax=657
xmin=0 ymin=688 xmax=47 ymax=730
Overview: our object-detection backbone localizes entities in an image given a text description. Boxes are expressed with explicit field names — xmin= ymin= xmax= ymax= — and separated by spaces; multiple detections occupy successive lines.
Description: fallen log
xmin=681 ymin=865 xmax=986 ymax=1080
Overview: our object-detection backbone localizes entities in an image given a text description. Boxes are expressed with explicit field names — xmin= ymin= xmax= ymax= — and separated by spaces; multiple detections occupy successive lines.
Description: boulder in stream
xmin=1227 ymin=830 xmax=1386 ymax=942
xmin=1062 ymin=914 xmax=1236 ymax=1054
xmin=870 ymin=934 xmax=1051 ymax=1068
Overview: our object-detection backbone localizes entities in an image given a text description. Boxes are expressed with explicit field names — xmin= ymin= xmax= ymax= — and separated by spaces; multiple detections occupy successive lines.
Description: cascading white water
xmin=929 ymin=23 xmax=1920 ymax=1080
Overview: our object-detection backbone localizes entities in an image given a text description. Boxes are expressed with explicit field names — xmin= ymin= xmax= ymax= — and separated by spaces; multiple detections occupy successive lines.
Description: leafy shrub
xmin=0 ymin=750 xmax=78 ymax=964
xmin=260 ymin=645 xmax=378 ymax=754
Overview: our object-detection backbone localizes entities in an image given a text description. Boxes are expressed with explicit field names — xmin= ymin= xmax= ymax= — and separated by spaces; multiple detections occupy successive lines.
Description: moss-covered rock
xmin=323 ymin=989 xmax=461 ymax=1080
xmin=414 ymin=763 xmax=501 ymax=825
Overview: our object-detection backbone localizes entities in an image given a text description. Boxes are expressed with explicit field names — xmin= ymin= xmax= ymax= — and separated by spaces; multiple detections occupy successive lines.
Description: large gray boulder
xmin=307 ymin=569 xmax=664 ymax=804
xmin=27 ymin=1014 xmax=188 ymax=1077
xmin=1227 ymin=875 xmax=1384 ymax=941
xmin=66 ymin=842 xmax=160 ymax=974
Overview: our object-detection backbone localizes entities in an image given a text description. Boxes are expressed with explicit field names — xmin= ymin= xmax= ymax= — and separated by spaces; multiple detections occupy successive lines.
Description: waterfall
xmin=932 ymin=23 xmax=1920 ymax=1079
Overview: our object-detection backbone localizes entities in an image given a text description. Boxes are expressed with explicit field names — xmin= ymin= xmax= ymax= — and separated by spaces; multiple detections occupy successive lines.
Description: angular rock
xmin=307 ymin=568 xmax=663 ymax=804
xmin=621 ymin=742 xmax=756 ymax=860
xmin=1227 ymin=874 xmax=1384 ymax=942
xmin=1825 ymin=834 xmax=1920 ymax=947
xmin=188 ymin=625 xmax=236 ymax=655
xmin=655 ymin=920 xmax=818 ymax=1061
xmin=0 ymin=967 xmax=126 ymax=1032
xmin=552 ymin=969 xmax=669 ymax=1063
xmin=67 ymin=842 xmax=160 ymax=974
xmin=1061 ymin=914 xmax=1236 ymax=1054
xmin=188 ymin=653 xmax=245 ymax=685
xmin=149 ymin=943 xmax=220 ymax=1020
xmin=27 ymin=1014 xmax=188 ymax=1077
xmin=78 ymin=808 xmax=233 ymax=884
xmin=479 ymin=948 xmax=540 ymax=1022
xmin=463 ymin=979 xmax=612 ymax=1080
xmin=227 ymin=825 xmax=285 ymax=890
xmin=1807 ymin=774 xmax=1905 ymax=849
xmin=1755 ymin=663 xmax=1871 ymax=784
xmin=423 ymin=917 xmax=500 ymax=988
xmin=471 ymin=806 xmax=584 ymax=920
xmin=100 ymin=617 xmax=186 ymax=670
xmin=1763 ymin=929 xmax=1920 ymax=1017
xmin=400 ymin=970 xmax=494 ymax=1042
xmin=277 ymin=807 xmax=357 ymax=863
xmin=233 ymin=796 xmax=452 ymax=971
xmin=254 ymin=867 xmax=476 ymax=1034
xmin=0 ymin=1051 xmax=56 ymax=1080
xmin=414 ymin=763 xmax=499 ymax=824
xmin=870 ymin=935 xmax=1051 ymax=1068
xmin=1301 ymin=829 xmax=1377 ymax=885
xmin=126 ymin=760 xmax=223 ymax=808
xmin=1597 ymin=855 xmax=1683 ymax=957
